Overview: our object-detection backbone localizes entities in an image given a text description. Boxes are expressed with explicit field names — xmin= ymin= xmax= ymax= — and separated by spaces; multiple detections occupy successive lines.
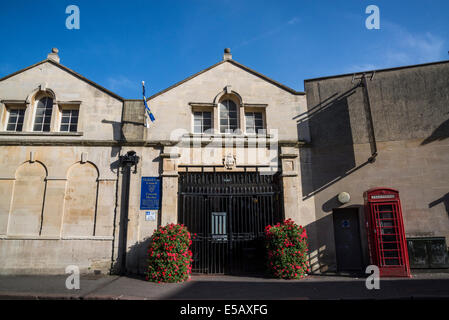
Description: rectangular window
xmin=211 ymin=212 xmax=227 ymax=241
xmin=245 ymin=112 xmax=264 ymax=134
xmin=193 ymin=111 xmax=212 ymax=133
xmin=60 ymin=109 xmax=79 ymax=132
xmin=6 ymin=109 xmax=25 ymax=132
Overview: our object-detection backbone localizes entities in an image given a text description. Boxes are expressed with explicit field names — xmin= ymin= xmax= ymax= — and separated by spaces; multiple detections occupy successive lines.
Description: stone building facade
xmin=0 ymin=49 xmax=123 ymax=274
xmin=0 ymin=48 xmax=447 ymax=275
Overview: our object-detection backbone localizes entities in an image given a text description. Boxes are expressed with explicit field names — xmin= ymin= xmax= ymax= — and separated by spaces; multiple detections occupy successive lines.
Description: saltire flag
xmin=142 ymin=81 xmax=155 ymax=127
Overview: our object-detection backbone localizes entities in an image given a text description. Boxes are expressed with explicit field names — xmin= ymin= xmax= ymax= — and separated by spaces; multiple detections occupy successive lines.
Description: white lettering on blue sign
xmin=140 ymin=177 xmax=161 ymax=210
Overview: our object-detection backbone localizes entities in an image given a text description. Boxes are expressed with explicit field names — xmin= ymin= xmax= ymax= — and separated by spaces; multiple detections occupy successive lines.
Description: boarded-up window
xmin=62 ymin=162 xmax=98 ymax=236
xmin=9 ymin=162 xmax=47 ymax=236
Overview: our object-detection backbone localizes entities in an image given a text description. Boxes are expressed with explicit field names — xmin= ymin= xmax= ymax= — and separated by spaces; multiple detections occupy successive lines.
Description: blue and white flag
xmin=142 ymin=81 xmax=155 ymax=127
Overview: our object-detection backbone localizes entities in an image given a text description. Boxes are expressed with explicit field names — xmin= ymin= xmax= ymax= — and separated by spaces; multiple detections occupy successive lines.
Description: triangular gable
xmin=0 ymin=59 xmax=124 ymax=101
xmin=148 ymin=59 xmax=304 ymax=101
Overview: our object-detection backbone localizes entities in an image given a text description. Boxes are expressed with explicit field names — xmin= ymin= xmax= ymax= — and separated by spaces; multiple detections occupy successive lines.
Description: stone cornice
xmin=0 ymin=132 xmax=83 ymax=137
xmin=0 ymin=138 xmax=307 ymax=148
xmin=279 ymin=153 xmax=299 ymax=159
xmin=280 ymin=172 xmax=298 ymax=177
xmin=56 ymin=100 xmax=82 ymax=105
xmin=242 ymin=103 xmax=268 ymax=108
xmin=1 ymin=100 xmax=28 ymax=105
xmin=0 ymin=235 xmax=114 ymax=241
xmin=188 ymin=102 xmax=269 ymax=108
xmin=160 ymin=153 xmax=181 ymax=159
xmin=188 ymin=102 xmax=217 ymax=108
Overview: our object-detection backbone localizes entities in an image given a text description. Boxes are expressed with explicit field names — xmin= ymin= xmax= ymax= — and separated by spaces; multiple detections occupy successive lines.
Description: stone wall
xmin=0 ymin=145 xmax=119 ymax=274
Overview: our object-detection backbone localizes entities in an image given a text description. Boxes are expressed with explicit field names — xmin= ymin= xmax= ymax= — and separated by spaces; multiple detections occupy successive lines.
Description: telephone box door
xmin=364 ymin=188 xmax=411 ymax=277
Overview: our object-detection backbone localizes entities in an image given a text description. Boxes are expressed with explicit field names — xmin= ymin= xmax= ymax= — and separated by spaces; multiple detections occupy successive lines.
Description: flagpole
xmin=142 ymin=80 xmax=155 ymax=127
xmin=142 ymin=81 xmax=149 ymax=128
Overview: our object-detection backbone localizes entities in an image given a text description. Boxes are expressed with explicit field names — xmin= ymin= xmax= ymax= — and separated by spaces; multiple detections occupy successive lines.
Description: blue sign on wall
xmin=140 ymin=177 xmax=161 ymax=210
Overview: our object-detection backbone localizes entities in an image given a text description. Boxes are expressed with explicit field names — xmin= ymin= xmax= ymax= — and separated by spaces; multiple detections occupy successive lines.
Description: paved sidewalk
xmin=1 ymin=271 xmax=449 ymax=300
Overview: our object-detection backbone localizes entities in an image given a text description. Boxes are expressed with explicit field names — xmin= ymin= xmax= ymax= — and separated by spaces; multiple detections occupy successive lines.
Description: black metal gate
xmin=178 ymin=171 xmax=283 ymax=274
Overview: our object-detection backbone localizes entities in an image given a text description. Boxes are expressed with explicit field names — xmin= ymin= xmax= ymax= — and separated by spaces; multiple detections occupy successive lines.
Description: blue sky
xmin=0 ymin=0 xmax=448 ymax=98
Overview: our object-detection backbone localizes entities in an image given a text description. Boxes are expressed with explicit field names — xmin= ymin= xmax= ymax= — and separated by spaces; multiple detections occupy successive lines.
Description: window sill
xmin=0 ymin=131 xmax=83 ymax=136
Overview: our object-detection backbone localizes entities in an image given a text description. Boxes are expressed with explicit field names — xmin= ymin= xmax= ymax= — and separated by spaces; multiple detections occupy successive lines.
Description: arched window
xmin=219 ymin=100 xmax=238 ymax=133
xmin=33 ymin=97 xmax=53 ymax=132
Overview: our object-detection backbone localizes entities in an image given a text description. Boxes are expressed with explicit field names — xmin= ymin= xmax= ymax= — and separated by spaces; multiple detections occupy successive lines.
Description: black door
xmin=333 ymin=208 xmax=363 ymax=272
xmin=178 ymin=171 xmax=283 ymax=274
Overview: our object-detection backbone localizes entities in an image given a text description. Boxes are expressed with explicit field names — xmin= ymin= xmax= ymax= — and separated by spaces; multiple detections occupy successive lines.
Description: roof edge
xmin=0 ymin=59 xmax=125 ymax=102
xmin=228 ymin=60 xmax=305 ymax=95
xmin=304 ymin=59 xmax=449 ymax=83
xmin=147 ymin=60 xmax=226 ymax=101
xmin=147 ymin=59 xmax=304 ymax=101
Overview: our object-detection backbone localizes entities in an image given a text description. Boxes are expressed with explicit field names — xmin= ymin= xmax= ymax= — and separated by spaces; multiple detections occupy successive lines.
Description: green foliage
xmin=265 ymin=219 xmax=309 ymax=279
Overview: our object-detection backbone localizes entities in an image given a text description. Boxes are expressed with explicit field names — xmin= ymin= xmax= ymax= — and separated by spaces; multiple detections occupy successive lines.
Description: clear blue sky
xmin=1 ymin=0 xmax=448 ymax=98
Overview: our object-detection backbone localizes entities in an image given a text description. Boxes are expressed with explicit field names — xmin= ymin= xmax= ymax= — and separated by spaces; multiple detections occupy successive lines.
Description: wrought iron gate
xmin=178 ymin=171 xmax=283 ymax=274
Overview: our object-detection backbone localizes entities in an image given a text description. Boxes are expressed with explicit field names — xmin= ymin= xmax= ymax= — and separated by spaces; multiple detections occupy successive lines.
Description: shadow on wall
xmin=126 ymin=237 xmax=152 ymax=276
xmin=111 ymin=149 xmax=163 ymax=276
xmin=429 ymin=192 xmax=449 ymax=217
xmin=304 ymin=214 xmax=336 ymax=274
xmin=421 ymin=118 xmax=449 ymax=145
xmin=305 ymin=205 xmax=369 ymax=274
xmin=111 ymin=237 xmax=152 ymax=276
xmin=101 ymin=119 xmax=124 ymax=142
xmin=295 ymin=86 xmax=358 ymax=200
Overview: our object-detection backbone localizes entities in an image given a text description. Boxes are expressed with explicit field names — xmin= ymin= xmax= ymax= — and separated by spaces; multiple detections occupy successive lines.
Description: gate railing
xmin=178 ymin=172 xmax=284 ymax=274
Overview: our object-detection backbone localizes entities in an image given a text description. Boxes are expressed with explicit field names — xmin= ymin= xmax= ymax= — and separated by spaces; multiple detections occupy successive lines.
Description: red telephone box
xmin=364 ymin=188 xmax=411 ymax=277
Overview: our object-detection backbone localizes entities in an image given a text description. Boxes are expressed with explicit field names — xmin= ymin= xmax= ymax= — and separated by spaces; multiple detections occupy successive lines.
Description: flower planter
xmin=146 ymin=223 xmax=194 ymax=283
xmin=265 ymin=219 xmax=309 ymax=279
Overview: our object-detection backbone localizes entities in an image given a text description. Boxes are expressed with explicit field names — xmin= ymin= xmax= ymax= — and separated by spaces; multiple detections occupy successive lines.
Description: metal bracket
xmin=119 ymin=150 xmax=140 ymax=173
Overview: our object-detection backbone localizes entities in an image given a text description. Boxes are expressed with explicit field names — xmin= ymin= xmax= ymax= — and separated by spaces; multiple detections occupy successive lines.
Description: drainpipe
xmin=361 ymin=74 xmax=378 ymax=163
xmin=353 ymin=72 xmax=378 ymax=163
xmin=117 ymin=150 xmax=140 ymax=275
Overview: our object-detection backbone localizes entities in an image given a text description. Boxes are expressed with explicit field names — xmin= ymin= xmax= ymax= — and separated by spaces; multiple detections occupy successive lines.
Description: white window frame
xmin=59 ymin=108 xmax=79 ymax=132
xmin=193 ymin=110 xmax=213 ymax=134
xmin=32 ymin=96 xmax=54 ymax=132
xmin=5 ymin=107 xmax=26 ymax=132
xmin=244 ymin=111 xmax=265 ymax=135
xmin=219 ymin=99 xmax=239 ymax=134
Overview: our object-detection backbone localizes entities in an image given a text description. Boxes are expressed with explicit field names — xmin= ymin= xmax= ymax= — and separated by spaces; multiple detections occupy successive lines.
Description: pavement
xmin=1 ymin=271 xmax=449 ymax=300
